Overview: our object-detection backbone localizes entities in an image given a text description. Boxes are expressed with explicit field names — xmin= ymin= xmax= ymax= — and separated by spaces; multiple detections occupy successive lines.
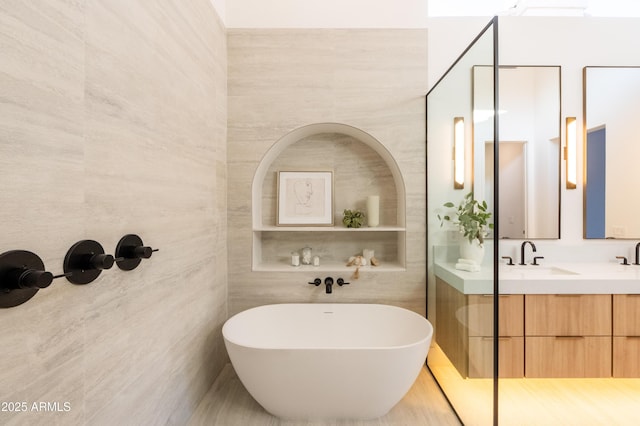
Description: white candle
xmin=291 ymin=251 xmax=300 ymax=267
xmin=367 ymin=195 xmax=380 ymax=227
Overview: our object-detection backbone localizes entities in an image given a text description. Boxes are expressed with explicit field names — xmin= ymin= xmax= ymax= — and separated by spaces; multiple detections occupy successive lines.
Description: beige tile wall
xmin=0 ymin=1 xmax=227 ymax=424
xmin=227 ymin=29 xmax=428 ymax=315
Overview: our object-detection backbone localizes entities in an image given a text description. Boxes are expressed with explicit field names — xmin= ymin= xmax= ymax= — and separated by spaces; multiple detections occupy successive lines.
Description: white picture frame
xmin=276 ymin=171 xmax=334 ymax=226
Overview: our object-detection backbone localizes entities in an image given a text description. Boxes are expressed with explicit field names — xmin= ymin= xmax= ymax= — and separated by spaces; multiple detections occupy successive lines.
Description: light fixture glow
xmin=565 ymin=117 xmax=577 ymax=189
xmin=453 ymin=117 xmax=465 ymax=189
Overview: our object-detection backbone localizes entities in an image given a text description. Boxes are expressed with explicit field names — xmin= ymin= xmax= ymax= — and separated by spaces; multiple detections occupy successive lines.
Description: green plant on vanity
xmin=438 ymin=192 xmax=493 ymax=245
xmin=342 ymin=209 xmax=365 ymax=228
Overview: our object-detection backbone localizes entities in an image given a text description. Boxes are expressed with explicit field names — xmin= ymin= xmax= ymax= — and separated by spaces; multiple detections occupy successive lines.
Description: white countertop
xmin=434 ymin=261 xmax=640 ymax=294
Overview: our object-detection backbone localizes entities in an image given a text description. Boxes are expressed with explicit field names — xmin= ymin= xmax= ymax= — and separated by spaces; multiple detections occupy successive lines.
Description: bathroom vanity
xmin=434 ymin=261 xmax=640 ymax=379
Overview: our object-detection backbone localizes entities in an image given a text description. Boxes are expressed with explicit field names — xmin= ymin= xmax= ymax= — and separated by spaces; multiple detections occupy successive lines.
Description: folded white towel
xmin=455 ymin=262 xmax=481 ymax=272
xmin=457 ymin=258 xmax=478 ymax=266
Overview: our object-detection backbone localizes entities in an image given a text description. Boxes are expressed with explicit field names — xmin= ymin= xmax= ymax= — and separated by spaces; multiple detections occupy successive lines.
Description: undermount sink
xmin=500 ymin=266 xmax=579 ymax=277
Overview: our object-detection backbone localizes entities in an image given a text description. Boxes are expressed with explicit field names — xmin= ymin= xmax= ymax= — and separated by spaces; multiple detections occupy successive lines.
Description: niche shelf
xmin=253 ymin=225 xmax=405 ymax=232
xmin=251 ymin=123 xmax=406 ymax=272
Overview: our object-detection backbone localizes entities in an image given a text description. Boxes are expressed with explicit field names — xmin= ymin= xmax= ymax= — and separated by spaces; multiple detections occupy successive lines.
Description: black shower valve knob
xmin=135 ymin=245 xmax=153 ymax=259
xmin=90 ymin=253 xmax=115 ymax=270
xmin=115 ymin=234 xmax=157 ymax=271
xmin=122 ymin=245 xmax=153 ymax=260
xmin=7 ymin=267 xmax=54 ymax=290
xmin=63 ymin=240 xmax=113 ymax=285
xmin=0 ymin=250 xmax=53 ymax=308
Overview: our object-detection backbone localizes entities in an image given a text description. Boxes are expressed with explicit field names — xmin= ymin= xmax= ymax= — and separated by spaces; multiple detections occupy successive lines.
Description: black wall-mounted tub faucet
xmin=308 ymin=277 xmax=349 ymax=294
xmin=324 ymin=277 xmax=334 ymax=294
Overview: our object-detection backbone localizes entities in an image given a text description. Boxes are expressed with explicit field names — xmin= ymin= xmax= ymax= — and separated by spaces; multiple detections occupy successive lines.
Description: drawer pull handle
xmin=481 ymin=337 xmax=512 ymax=341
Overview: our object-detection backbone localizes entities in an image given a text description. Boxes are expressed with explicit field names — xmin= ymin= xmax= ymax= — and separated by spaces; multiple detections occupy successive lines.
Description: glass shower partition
xmin=426 ymin=18 xmax=498 ymax=426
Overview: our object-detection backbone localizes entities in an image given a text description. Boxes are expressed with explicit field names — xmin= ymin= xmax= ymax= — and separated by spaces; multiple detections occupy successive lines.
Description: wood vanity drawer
xmin=613 ymin=336 xmax=640 ymax=377
xmin=468 ymin=294 xmax=524 ymax=337
xmin=613 ymin=294 xmax=640 ymax=336
xmin=525 ymin=294 xmax=611 ymax=336
xmin=435 ymin=277 xmax=469 ymax=377
xmin=468 ymin=336 xmax=524 ymax=378
xmin=525 ymin=336 xmax=611 ymax=378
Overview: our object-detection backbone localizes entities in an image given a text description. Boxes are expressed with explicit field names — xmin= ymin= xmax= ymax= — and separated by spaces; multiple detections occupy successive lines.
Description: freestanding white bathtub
xmin=222 ymin=303 xmax=433 ymax=419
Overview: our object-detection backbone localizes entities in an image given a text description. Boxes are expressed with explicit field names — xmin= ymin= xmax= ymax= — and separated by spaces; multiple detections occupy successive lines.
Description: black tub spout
xmin=324 ymin=277 xmax=333 ymax=294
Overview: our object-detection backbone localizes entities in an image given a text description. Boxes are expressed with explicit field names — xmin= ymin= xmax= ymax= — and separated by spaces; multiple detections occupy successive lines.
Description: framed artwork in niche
xmin=277 ymin=171 xmax=334 ymax=226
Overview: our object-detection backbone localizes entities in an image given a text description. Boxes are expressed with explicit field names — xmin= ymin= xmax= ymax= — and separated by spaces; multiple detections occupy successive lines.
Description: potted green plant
xmin=438 ymin=192 xmax=493 ymax=262
xmin=342 ymin=209 xmax=365 ymax=228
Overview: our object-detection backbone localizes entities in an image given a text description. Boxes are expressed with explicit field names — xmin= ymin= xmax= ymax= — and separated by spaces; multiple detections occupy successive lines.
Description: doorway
xmin=485 ymin=141 xmax=527 ymax=239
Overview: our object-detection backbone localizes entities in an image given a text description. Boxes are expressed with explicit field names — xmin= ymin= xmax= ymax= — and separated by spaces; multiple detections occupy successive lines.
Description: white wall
xmin=426 ymin=17 xmax=494 ymax=89
xmin=499 ymin=17 xmax=640 ymax=247
xmin=429 ymin=17 xmax=640 ymax=259
xmin=209 ymin=0 xmax=226 ymax=25
xmin=225 ymin=0 xmax=428 ymax=28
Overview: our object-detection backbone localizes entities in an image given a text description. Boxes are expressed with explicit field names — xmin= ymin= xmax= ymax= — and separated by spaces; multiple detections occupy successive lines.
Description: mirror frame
xmin=583 ymin=66 xmax=640 ymax=239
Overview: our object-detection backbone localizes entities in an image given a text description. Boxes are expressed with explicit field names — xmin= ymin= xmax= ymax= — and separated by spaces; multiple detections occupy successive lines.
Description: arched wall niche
xmin=251 ymin=122 xmax=407 ymax=272
xmin=251 ymin=122 xmax=406 ymax=229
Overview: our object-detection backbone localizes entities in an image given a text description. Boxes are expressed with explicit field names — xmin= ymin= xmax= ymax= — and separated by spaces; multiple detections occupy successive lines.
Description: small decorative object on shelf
xmin=366 ymin=195 xmax=380 ymax=227
xmin=362 ymin=248 xmax=380 ymax=266
xmin=291 ymin=251 xmax=300 ymax=267
xmin=312 ymin=255 xmax=320 ymax=266
xmin=347 ymin=255 xmax=366 ymax=279
xmin=363 ymin=248 xmax=375 ymax=263
xmin=342 ymin=209 xmax=365 ymax=228
xmin=301 ymin=246 xmax=312 ymax=265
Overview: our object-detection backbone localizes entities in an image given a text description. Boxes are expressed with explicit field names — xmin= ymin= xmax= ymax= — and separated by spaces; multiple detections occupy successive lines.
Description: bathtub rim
xmin=222 ymin=302 xmax=433 ymax=351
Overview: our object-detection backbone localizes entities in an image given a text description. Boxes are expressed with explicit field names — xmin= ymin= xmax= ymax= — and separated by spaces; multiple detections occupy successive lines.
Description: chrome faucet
xmin=519 ymin=240 xmax=537 ymax=265
xmin=635 ymin=242 xmax=640 ymax=265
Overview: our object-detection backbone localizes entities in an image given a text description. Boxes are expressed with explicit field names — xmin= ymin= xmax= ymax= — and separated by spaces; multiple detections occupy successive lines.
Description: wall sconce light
xmin=453 ymin=117 xmax=465 ymax=189
xmin=565 ymin=117 xmax=577 ymax=189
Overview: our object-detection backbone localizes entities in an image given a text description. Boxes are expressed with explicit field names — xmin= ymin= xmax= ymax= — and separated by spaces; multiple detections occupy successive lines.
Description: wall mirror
xmin=473 ymin=65 xmax=561 ymax=239
xmin=584 ymin=67 xmax=640 ymax=239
